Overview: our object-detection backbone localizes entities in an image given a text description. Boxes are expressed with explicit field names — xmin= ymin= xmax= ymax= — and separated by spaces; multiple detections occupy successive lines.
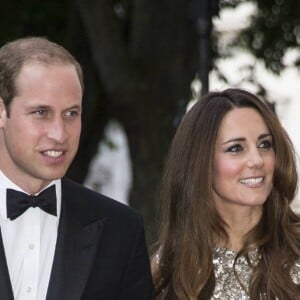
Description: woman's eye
xmin=226 ymin=144 xmax=243 ymax=153
xmin=258 ymin=140 xmax=273 ymax=149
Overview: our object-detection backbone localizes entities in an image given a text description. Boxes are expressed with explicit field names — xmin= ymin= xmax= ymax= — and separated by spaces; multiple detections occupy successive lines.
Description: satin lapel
xmin=0 ymin=229 xmax=14 ymax=300
xmin=46 ymin=184 xmax=105 ymax=300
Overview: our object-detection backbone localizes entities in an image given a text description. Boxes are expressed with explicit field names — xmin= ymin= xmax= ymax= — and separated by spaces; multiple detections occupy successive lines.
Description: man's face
xmin=0 ymin=62 xmax=82 ymax=193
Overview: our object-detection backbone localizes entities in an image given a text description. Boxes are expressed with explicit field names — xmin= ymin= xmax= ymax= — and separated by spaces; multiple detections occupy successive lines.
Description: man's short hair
xmin=0 ymin=36 xmax=83 ymax=109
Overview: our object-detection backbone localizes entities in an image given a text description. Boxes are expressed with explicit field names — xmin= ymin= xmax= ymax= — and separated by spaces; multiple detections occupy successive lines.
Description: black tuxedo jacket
xmin=0 ymin=177 xmax=154 ymax=299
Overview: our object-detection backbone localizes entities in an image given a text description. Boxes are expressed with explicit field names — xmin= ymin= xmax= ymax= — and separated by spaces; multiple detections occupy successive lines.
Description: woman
xmin=152 ymin=88 xmax=300 ymax=299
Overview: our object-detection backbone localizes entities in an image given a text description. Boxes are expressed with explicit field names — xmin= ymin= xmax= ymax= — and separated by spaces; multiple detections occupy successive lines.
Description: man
xmin=0 ymin=37 xmax=154 ymax=300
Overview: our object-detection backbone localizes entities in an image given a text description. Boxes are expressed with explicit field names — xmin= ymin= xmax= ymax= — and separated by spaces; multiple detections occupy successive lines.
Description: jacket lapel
xmin=0 ymin=230 xmax=14 ymax=300
xmin=46 ymin=179 xmax=105 ymax=300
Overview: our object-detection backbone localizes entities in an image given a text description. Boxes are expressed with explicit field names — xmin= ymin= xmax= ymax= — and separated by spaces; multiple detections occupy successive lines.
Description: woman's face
xmin=212 ymin=107 xmax=275 ymax=212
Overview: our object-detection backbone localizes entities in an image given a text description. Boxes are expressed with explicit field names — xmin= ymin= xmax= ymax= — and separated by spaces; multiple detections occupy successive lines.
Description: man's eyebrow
xmin=25 ymin=105 xmax=51 ymax=110
xmin=64 ymin=104 xmax=82 ymax=112
xmin=25 ymin=104 xmax=82 ymax=110
xmin=69 ymin=105 xmax=81 ymax=109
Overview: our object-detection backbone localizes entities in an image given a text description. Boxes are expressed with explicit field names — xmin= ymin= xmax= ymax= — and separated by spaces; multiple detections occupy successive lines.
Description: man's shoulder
xmin=61 ymin=177 xmax=142 ymax=223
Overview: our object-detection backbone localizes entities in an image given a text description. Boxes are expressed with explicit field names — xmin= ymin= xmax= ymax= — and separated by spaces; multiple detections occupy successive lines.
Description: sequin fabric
xmin=212 ymin=247 xmax=300 ymax=299
xmin=211 ymin=247 xmax=258 ymax=299
xmin=155 ymin=248 xmax=300 ymax=299
xmin=290 ymin=260 xmax=300 ymax=285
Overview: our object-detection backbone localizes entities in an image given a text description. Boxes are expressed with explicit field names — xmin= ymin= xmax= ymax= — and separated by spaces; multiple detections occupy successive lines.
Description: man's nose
xmin=47 ymin=118 xmax=68 ymax=143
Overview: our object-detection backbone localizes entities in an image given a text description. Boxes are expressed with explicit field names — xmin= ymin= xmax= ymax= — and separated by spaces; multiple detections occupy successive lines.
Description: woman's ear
xmin=0 ymin=98 xmax=7 ymax=127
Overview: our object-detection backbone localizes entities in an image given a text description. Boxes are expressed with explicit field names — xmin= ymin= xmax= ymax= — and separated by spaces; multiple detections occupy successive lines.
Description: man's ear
xmin=0 ymin=98 xmax=7 ymax=127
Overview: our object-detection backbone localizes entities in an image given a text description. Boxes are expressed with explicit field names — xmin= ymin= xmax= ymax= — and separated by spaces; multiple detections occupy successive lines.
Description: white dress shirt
xmin=0 ymin=170 xmax=61 ymax=300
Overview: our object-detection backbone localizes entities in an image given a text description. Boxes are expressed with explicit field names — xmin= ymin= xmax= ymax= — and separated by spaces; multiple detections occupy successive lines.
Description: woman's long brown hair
xmin=152 ymin=88 xmax=300 ymax=299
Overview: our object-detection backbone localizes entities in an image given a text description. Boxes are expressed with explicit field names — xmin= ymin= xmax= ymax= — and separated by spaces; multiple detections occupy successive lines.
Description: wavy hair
xmin=152 ymin=88 xmax=300 ymax=299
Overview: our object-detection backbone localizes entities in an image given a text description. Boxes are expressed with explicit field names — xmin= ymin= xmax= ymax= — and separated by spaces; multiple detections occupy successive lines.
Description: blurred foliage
xmin=221 ymin=0 xmax=300 ymax=73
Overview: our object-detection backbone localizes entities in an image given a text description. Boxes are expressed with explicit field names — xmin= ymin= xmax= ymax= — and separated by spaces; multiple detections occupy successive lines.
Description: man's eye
xmin=65 ymin=110 xmax=79 ymax=118
xmin=33 ymin=110 xmax=48 ymax=116
xmin=226 ymin=144 xmax=243 ymax=153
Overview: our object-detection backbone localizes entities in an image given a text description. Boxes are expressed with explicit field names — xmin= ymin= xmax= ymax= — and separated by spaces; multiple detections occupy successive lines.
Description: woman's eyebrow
xmin=222 ymin=137 xmax=245 ymax=145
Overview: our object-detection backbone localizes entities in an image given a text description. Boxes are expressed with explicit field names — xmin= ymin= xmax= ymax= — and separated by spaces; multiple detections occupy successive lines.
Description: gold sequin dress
xmin=212 ymin=247 xmax=300 ymax=299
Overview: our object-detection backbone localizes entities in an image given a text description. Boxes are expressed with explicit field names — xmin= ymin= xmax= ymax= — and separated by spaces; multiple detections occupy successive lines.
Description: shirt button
xmin=29 ymin=244 xmax=35 ymax=250
xmin=26 ymin=287 xmax=31 ymax=293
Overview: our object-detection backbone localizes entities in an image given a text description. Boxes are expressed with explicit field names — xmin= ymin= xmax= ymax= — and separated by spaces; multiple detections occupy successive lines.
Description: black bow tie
xmin=6 ymin=185 xmax=57 ymax=220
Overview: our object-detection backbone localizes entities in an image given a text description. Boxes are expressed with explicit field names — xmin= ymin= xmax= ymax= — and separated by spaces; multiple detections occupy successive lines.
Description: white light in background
xmin=84 ymin=120 xmax=132 ymax=205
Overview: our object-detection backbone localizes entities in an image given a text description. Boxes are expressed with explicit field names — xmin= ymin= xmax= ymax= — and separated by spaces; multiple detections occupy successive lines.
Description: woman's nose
xmin=246 ymin=149 xmax=264 ymax=168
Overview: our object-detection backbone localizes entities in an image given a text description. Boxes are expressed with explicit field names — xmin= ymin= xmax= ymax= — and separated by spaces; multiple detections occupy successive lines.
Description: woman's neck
xmin=216 ymin=205 xmax=262 ymax=251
